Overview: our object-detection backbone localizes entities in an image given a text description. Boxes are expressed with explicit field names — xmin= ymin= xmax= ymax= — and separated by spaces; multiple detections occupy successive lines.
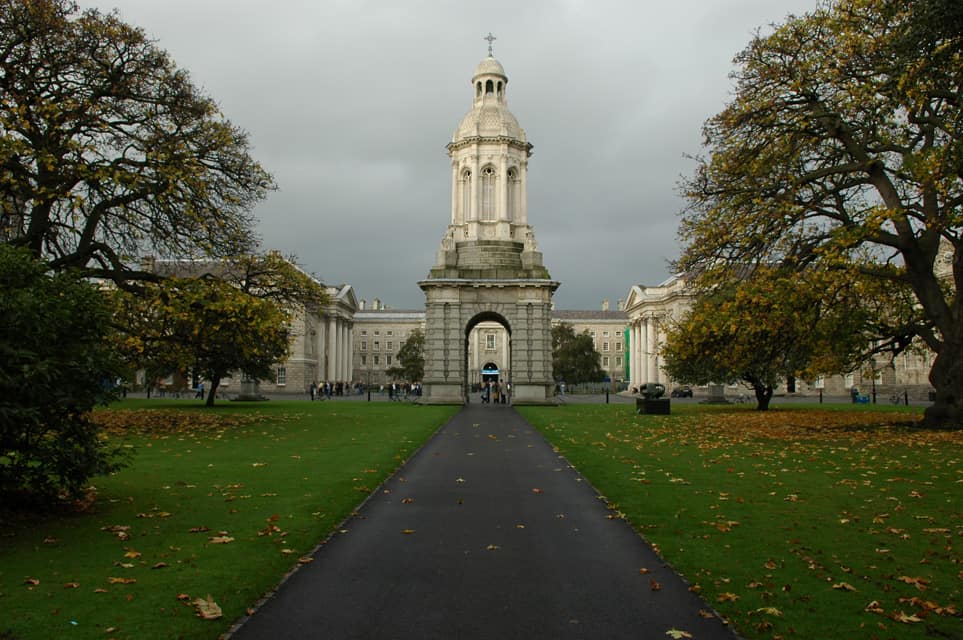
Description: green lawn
xmin=519 ymin=403 xmax=962 ymax=640
xmin=0 ymin=400 xmax=457 ymax=640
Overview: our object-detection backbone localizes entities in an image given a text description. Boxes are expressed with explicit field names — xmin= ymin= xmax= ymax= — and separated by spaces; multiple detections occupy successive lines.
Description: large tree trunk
xmin=753 ymin=384 xmax=773 ymax=411
xmin=205 ymin=375 xmax=221 ymax=408
xmin=924 ymin=341 xmax=963 ymax=428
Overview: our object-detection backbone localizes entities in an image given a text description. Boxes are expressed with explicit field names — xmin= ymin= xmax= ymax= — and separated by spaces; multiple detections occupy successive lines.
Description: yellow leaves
xmin=208 ymin=535 xmax=235 ymax=544
xmin=896 ymin=575 xmax=930 ymax=591
xmin=107 ymin=577 xmax=137 ymax=584
xmin=717 ymin=592 xmax=740 ymax=602
xmin=665 ymin=629 xmax=693 ymax=639
xmin=402 ymin=529 xmax=416 ymax=535
xmin=832 ymin=582 xmax=857 ymax=592
xmin=193 ymin=594 xmax=223 ymax=620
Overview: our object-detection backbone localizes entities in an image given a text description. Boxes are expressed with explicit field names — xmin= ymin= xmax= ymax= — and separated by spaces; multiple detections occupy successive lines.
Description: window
xmin=361 ymin=341 xmax=367 ymax=351
xmin=603 ymin=356 xmax=610 ymax=367
xmin=387 ymin=331 xmax=393 ymax=337
xmin=386 ymin=354 xmax=393 ymax=366
xmin=603 ymin=342 xmax=610 ymax=352
xmin=615 ymin=342 xmax=622 ymax=352
xmin=276 ymin=367 xmax=286 ymax=385
xmin=603 ymin=331 xmax=610 ymax=337
xmin=486 ymin=334 xmax=496 ymax=350
xmin=462 ymin=169 xmax=472 ymax=221
xmin=374 ymin=330 xmax=380 ymax=336
xmin=361 ymin=354 xmax=367 ymax=366
xmin=590 ymin=330 xmax=597 ymax=338
xmin=616 ymin=357 xmax=622 ymax=367
xmin=374 ymin=355 xmax=380 ymax=366
xmin=387 ymin=341 xmax=393 ymax=351
xmin=374 ymin=341 xmax=380 ymax=351
xmin=481 ymin=166 xmax=496 ymax=221
xmin=507 ymin=168 xmax=518 ymax=221
xmin=361 ymin=330 xmax=367 ymax=336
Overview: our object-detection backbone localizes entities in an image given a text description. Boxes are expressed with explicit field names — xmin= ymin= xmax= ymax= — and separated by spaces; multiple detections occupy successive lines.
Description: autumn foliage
xmin=678 ymin=0 xmax=963 ymax=428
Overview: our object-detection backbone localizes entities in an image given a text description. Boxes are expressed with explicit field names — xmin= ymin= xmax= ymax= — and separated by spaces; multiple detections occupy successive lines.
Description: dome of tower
xmin=473 ymin=55 xmax=506 ymax=79
xmin=452 ymin=55 xmax=526 ymax=143
xmin=453 ymin=105 xmax=525 ymax=142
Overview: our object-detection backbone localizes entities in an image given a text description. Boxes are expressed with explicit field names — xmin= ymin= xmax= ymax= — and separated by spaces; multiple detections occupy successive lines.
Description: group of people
xmin=308 ymin=381 xmax=423 ymax=401
xmin=480 ymin=380 xmax=508 ymax=404
xmin=309 ymin=381 xmax=358 ymax=400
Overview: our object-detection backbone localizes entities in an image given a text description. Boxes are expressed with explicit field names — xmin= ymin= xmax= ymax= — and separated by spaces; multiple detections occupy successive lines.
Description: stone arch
xmin=465 ymin=309 xmax=512 ymax=395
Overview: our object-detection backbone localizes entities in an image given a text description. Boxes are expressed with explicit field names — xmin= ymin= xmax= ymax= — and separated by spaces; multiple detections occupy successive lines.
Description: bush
xmin=0 ymin=245 xmax=128 ymax=505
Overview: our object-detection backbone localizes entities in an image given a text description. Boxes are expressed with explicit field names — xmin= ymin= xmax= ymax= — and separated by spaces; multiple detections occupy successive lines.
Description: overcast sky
xmin=82 ymin=0 xmax=819 ymax=310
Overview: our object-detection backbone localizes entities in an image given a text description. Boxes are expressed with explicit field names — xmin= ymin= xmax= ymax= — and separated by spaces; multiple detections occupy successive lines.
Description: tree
xmin=552 ymin=323 xmax=604 ymax=385
xmin=0 ymin=245 xmax=128 ymax=504
xmin=661 ymin=267 xmax=877 ymax=410
xmin=113 ymin=277 xmax=291 ymax=406
xmin=387 ymin=328 xmax=425 ymax=382
xmin=0 ymin=0 xmax=274 ymax=284
xmin=678 ymin=0 xmax=963 ymax=427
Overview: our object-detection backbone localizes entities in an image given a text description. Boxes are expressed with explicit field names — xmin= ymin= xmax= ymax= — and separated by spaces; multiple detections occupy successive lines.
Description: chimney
xmin=618 ymin=299 xmax=625 ymax=311
xmin=359 ymin=299 xmax=366 ymax=311
xmin=373 ymin=298 xmax=381 ymax=310
xmin=602 ymin=299 xmax=610 ymax=312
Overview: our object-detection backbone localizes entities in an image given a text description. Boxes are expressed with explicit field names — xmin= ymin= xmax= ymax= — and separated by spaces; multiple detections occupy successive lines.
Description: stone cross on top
xmin=484 ymin=32 xmax=496 ymax=56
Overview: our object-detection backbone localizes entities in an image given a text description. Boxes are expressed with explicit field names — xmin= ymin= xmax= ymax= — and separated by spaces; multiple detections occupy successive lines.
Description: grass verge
xmin=519 ymin=403 xmax=961 ymax=640
xmin=0 ymin=400 xmax=457 ymax=640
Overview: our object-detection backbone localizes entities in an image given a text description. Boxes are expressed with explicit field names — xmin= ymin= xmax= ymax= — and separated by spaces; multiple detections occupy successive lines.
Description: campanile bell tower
xmin=419 ymin=40 xmax=558 ymax=405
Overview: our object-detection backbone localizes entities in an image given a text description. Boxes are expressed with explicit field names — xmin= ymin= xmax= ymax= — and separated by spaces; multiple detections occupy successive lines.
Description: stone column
xmin=498 ymin=155 xmax=508 ymax=222
xmin=655 ymin=319 xmax=665 ymax=384
xmin=451 ymin=161 xmax=459 ymax=224
xmin=646 ymin=317 xmax=658 ymax=384
xmin=326 ymin=316 xmax=337 ymax=380
xmin=347 ymin=324 xmax=354 ymax=382
xmin=469 ymin=156 xmax=479 ymax=222
xmin=519 ymin=161 xmax=528 ymax=225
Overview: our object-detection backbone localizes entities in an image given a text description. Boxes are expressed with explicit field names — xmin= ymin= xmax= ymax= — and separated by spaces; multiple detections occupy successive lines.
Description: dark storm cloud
xmin=84 ymin=0 xmax=819 ymax=309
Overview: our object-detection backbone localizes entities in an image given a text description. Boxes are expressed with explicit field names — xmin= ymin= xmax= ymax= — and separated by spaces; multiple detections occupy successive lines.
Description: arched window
xmin=485 ymin=79 xmax=494 ymax=95
xmin=480 ymin=166 xmax=496 ymax=221
xmin=461 ymin=169 xmax=472 ymax=221
xmin=497 ymin=81 xmax=503 ymax=97
xmin=507 ymin=168 xmax=518 ymax=221
xmin=476 ymin=82 xmax=482 ymax=98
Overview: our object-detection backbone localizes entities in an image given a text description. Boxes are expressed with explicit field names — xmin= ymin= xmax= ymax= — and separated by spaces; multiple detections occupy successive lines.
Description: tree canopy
xmin=112 ymin=277 xmax=291 ymax=406
xmin=0 ymin=0 xmax=274 ymax=284
xmin=386 ymin=328 xmax=425 ymax=383
xmin=552 ymin=323 xmax=605 ymax=385
xmin=678 ymin=0 xmax=963 ymax=427
xmin=661 ymin=267 xmax=880 ymax=410
xmin=0 ymin=244 xmax=127 ymax=503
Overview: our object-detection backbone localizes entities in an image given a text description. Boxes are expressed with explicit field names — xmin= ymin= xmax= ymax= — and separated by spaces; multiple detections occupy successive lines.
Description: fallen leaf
xmin=717 ymin=592 xmax=739 ymax=602
xmin=176 ymin=593 xmax=191 ymax=601
xmin=23 ymin=578 xmax=40 ymax=586
xmin=893 ymin=611 xmax=922 ymax=623
xmin=832 ymin=582 xmax=857 ymax=592
xmin=665 ymin=629 xmax=693 ymax=639
xmin=639 ymin=568 xmax=651 ymax=575
xmin=208 ymin=536 xmax=234 ymax=544
xmin=896 ymin=576 xmax=930 ymax=591
xmin=650 ymin=579 xmax=662 ymax=591
xmin=297 ymin=557 xmax=314 ymax=564
xmin=402 ymin=529 xmax=416 ymax=535
xmin=531 ymin=488 xmax=544 ymax=494
xmin=756 ymin=607 xmax=783 ymax=616
xmin=193 ymin=594 xmax=222 ymax=620
xmin=123 ymin=550 xmax=141 ymax=559
xmin=107 ymin=577 xmax=136 ymax=584
xmin=63 ymin=582 xmax=80 ymax=589
xmin=486 ymin=544 xmax=501 ymax=551
xmin=151 ymin=562 xmax=168 ymax=569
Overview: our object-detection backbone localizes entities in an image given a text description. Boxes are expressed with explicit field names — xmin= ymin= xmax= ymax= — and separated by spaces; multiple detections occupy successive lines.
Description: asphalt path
xmin=229 ymin=404 xmax=738 ymax=640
